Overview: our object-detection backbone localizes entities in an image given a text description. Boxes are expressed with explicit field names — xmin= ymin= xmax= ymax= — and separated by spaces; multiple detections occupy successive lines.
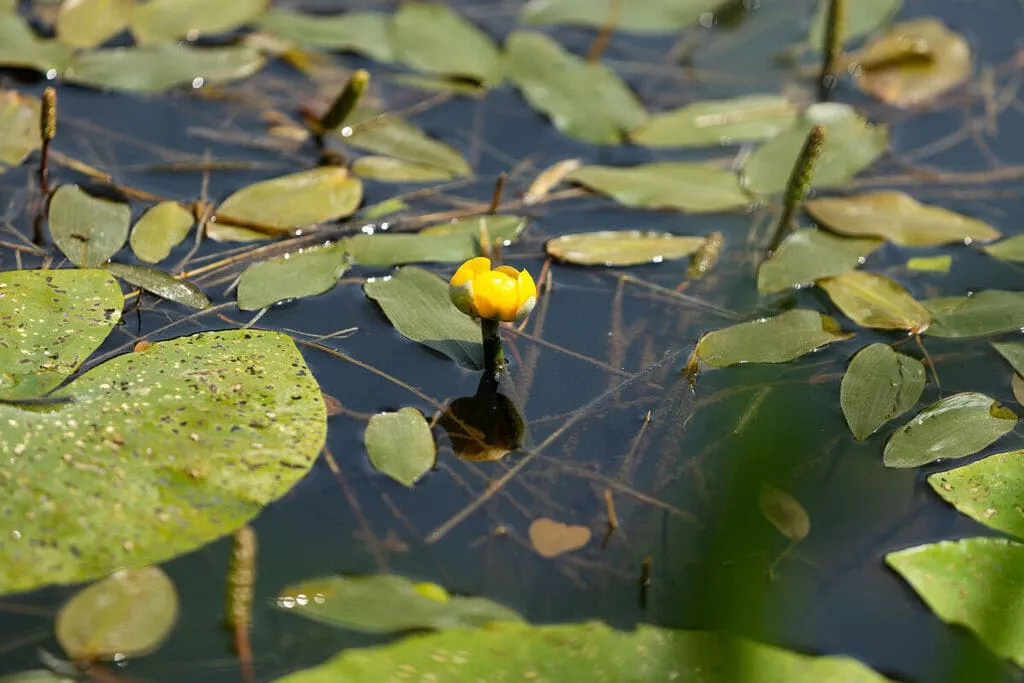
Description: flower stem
xmin=481 ymin=318 xmax=505 ymax=379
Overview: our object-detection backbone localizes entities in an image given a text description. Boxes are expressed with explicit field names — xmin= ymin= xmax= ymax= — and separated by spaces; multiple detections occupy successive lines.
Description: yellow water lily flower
xmin=449 ymin=257 xmax=537 ymax=323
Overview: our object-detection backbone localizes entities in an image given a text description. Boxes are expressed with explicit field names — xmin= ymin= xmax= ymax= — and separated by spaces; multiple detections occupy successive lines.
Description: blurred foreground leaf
xmin=0 ymin=13 xmax=72 ymax=73
xmin=55 ymin=0 xmax=131 ymax=49
xmin=393 ymin=2 xmax=501 ymax=85
xmin=0 ymin=90 xmax=41 ymax=169
xmin=522 ymin=0 xmax=731 ymax=33
xmin=808 ymin=0 xmax=902 ymax=50
xmin=130 ymin=0 xmax=269 ymax=44
xmin=257 ymin=9 xmax=394 ymax=62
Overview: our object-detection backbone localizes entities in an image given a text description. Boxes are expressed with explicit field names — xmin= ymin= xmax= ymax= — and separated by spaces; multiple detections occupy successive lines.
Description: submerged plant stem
xmin=765 ymin=125 xmax=826 ymax=258
xmin=481 ymin=318 xmax=505 ymax=379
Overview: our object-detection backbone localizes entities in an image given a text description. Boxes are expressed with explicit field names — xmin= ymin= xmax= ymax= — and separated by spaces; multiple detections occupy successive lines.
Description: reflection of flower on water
xmin=438 ymin=372 xmax=524 ymax=462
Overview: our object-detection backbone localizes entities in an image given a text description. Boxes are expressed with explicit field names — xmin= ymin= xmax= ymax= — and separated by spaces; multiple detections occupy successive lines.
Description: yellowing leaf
xmin=128 ymin=201 xmax=194 ymax=264
xmin=819 ymin=270 xmax=930 ymax=332
xmin=529 ymin=518 xmax=592 ymax=558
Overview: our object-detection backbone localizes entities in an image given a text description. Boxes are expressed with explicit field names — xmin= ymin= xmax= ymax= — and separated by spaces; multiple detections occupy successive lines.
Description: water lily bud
xmin=449 ymin=256 xmax=537 ymax=323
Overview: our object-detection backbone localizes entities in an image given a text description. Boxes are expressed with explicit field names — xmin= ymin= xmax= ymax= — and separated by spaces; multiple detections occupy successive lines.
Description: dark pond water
xmin=2 ymin=1 xmax=1024 ymax=682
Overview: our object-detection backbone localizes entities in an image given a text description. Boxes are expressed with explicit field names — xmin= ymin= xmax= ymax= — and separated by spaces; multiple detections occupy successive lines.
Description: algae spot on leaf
xmin=392 ymin=2 xmax=501 ymax=86
xmin=696 ymin=310 xmax=851 ymax=368
xmin=757 ymin=228 xmax=883 ymax=294
xmin=923 ymin=290 xmax=1024 ymax=338
xmin=567 ymin=163 xmax=749 ymax=213
xmin=758 ymin=484 xmax=810 ymax=542
xmin=236 ymin=242 xmax=349 ymax=311
xmin=365 ymin=407 xmax=436 ymax=487
xmin=928 ymin=450 xmax=1024 ymax=539
xmin=215 ymin=167 xmax=362 ymax=232
xmin=128 ymin=201 xmax=194 ymax=264
xmin=545 ymin=231 xmax=706 ymax=267
xmin=840 ymin=343 xmax=925 ymax=440
xmin=529 ymin=517 xmax=592 ymax=558
xmin=818 ymin=270 xmax=930 ymax=332
xmin=48 ymin=185 xmax=131 ymax=268
xmin=104 ymin=263 xmax=210 ymax=310
xmin=632 ymin=95 xmax=800 ymax=148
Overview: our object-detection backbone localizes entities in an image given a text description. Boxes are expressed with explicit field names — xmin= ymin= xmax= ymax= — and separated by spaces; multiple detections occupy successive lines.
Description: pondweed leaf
xmin=840 ymin=343 xmax=925 ymax=440
xmin=529 ymin=518 xmax=592 ymax=558
xmin=567 ymin=163 xmax=749 ymax=213
xmin=130 ymin=0 xmax=269 ymax=44
xmin=56 ymin=566 xmax=178 ymax=660
xmin=758 ymin=484 xmax=810 ymax=542
xmin=351 ymin=155 xmax=456 ymax=182
xmin=0 ymin=269 xmax=122 ymax=401
xmin=522 ymin=0 xmax=731 ymax=33
xmin=0 ymin=13 xmax=72 ymax=73
xmin=923 ymin=291 xmax=1024 ymax=338
xmin=216 ymin=167 xmax=362 ymax=232
xmin=883 ymin=392 xmax=1017 ymax=468
xmin=983 ymin=235 xmax=1024 ymax=262
xmin=818 ymin=270 xmax=930 ymax=332
xmin=104 ymin=263 xmax=210 ymax=310
xmin=928 ymin=450 xmax=1024 ymax=539
xmin=0 ymin=90 xmax=41 ymax=169
xmin=503 ymin=30 xmax=647 ymax=145
xmin=128 ymin=201 xmax=194 ymax=264
xmin=993 ymin=342 xmax=1024 ymax=377
xmin=886 ymin=538 xmax=1024 ymax=667
xmin=807 ymin=0 xmax=902 ymax=50
xmin=365 ymin=408 xmax=436 ymax=487
xmin=276 ymin=574 xmax=522 ymax=634
xmin=632 ymin=95 xmax=799 ymax=148
xmin=757 ymin=229 xmax=883 ymax=294
xmin=55 ymin=0 xmax=131 ymax=49
xmin=347 ymin=216 xmax=525 ymax=267
xmin=696 ymin=310 xmax=851 ymax=368
xmin=340 ymin=110 xmax=471 ymax=177
xmin=48 ymin=185 xmax=131 ymax=268
xmin=545 ymin=231 xmax=706 ymax=267
xmin=807 ymin=191 xmax=1000 ymax=246
xmin=257 ymin=9 xmax=395 ymax=62
xmin=392 ymin=2 xmax=501 ymax=86
xmin=236 ymin=242 xmax=349 ymax=311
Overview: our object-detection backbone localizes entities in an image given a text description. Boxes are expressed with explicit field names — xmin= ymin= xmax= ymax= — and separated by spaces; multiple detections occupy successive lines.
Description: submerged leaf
xmin=0 ymin=13 xmax=72 ymax=73
xmin=503 ymin=30 xmax=646 ymax=145
xmin=128 ymin=201 xmax=194 ymax=264
xmin=529 ymin=518 xmax=592 ymax=558
xmin=130 ymin=0 xmax=268 ymax=44
xmin=545 ymin=231 xmax=705 ymax=267
xmin=522 ymin=0 xmax=730 ymax=33
xmin=236 ymin=242 xmax=349 ymax=311
xmin=883 ymin=392 xmax=1017 ymax=468
xmin=696 ymin=310 xmax=851 ymax=368
xmin=346 ymin=216 xmax=525 ymax=267
xmin=806 ymin=191 xmax=999 ymax=246
xmin=567 ymin=163 xmax=749 ymax=213
xmin=632 ymin=95 xmax=799 ymax=148
xmin=928 ymin=450 xmax=1024 ymax=539
xmin=0 ymin=90 xmax=41 ymax=169
xmin=819 ymin=270 xmax=930 ymax=332
xmin=758 ymin=484 xmax=810 ymax=542
xmin=840 ymin=343 xmax=925 ymax=440
xmin=392 ymin=3 xmax=500 ymax=85
xmin=257 ymin=9 xmax=394 ymax=62
xmin=808 ymin=0 xmax=903 ymax=50
xmin=365 ymin=408 xmax=436 ymax=487
xmin=56 ymin=0 xmax=131 ymax=49
xmin=757 ymin=229 xmax=883 ymax=294
xmin=104 ymin=263 xmax=210 ymax=310
xmin=923 ymin=291 xmax=1024 ymax=339
xmin=886 ymin=538 xmax=1024 ymax=667
xmin=216 ymin=167 xmax=362 ymax=231
xmin=48 ymin=185 xmax=131 ymax=268
xmin=351 ymin=155 xmax=455 ymax=182
xmin=341 ymin=111 xmax=470 ymax=177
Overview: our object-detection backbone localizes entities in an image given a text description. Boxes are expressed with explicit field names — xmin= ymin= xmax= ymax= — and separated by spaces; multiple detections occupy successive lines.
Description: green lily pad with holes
xmin=886 ymin=538 xmax=1024 ymax=667
xmin=56 ymin=0 xmax=131 ymax=49
xmin=257 ymin=9 xmax=395 ymax=62
xmin=757 ymin=229 xmax=883 ymax=294
xmin=392 ymin=2 xmax=501 ymax=86
xmin=522 ymin=0 xmax=731 ymax=33
xmin=216 ymin=167 xmax=363 ymax=232
xmin=48 ymin=185 xmax=132 ymax=269
xmin=883 ymin=392 xmax=1017 ymax=468
xmin=276 ymin=574 xmax=522 ymax=634
xmin=840 ymin=343 xmax=925 ymax=440
xmin=632 ymin=95 xmax=799 ymax=148
xmin=818 ymin=270 xmax=930 ymax=332
xmin=129 ymin=201 xmax=194 ymax=264
xmin=236 ymin=242 xmax=349 ymax=311
xmin=130 ymin=0 xmax=269 ymax=44
xmin=0 ymin=329 xmax=326 ymax=595
xmin=808 ymin=0 xmax=903 ymax=50
xmin=545 ymin=231 xmax=706 ymax=266
xmin=365 ymin=408 xmax=436 ymax=486
xmin=351 ymin=155 xmax=456 ymax=183
xmin=363 ymin=267 xmax=482 ymax=370
xmin=346 ymin=216 xmax=526 ymax=267
xmin=928 ymin=450 xmax=1024 ymax=539
xmin=340 ymin=110 xmax=471 ymax=178
xmin=0 ymin=13 xmax=72 ymax=73
xmin=696 ymin=310 xmax=851 ymax=368
xmin=923 ymin=291 xmax=1024 ymax=338
xmin=104 ymin=263 xmax=210 ymax=310
xmin=0 ymin=90 xmax=41 ymax=170
xmin=567 ymin=163 xmax=749 ymax=213
xmin=0 ymin=269 xmax=123 ymax=401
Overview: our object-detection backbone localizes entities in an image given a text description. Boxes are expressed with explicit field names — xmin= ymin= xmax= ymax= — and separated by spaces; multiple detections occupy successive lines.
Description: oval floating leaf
xmin=545 ymin=231 xmax=705 ymax=267
xmin=757 ymin=228 xmax=882 ymax=294
xmin=48 ymin=185 xmax=131 ymax=268
xmin=806 ymin=191 xmax=1000 ymax=246
xmin=0 ymin=14 xmax=73 ymax=73
xmin=341 ymin=111 xmax=470 ymax=177
xmin=808 ymin=0 xmax=902 ymax=50
xmin=363 ymin=267 xmax=482 ymax=370
xmin=236 ymin=242 xmax=349 ymax=311
xmin=504 ymin=30 xmax=646 ymax=145
xmin=347 ymin=216 xmax=525 ymax=267
xmin=128 ymin=201 xmax=194 ymax=264
xmin=886 ymin=538 xmax=1024 ymax=667
xmin=56 ymin=0 xmax=131 ymax=49
xmin=365 ymin=408 xmax=436 ymax=487
xmin=923 ymin=290 xmax=1024 ymax=339
xmin=983 ymin=235 xmax=1024 ymax=262
xmin=393 ymin=3 xmax=500 ymax=85
xmin=216 ymin=167 xmax=362 ymax=232
xmin=928 ymin=450 xmax=1024 ymax=539
xmin=131 ymin=0 xmax=268 ymax=44
xmin=567 ymin=163 xmax=749 ymax=213
xmin=257 ymin=9 xmax=394 ymax=62
xmin=883 ymin=392 xmax=1017 ymax=468
xmin=529 ymin=518 xmax=592 ymax=558
xmin=819 ymin=270 xmax=930 ymax=332
xmin=0 ymin=269 xmax=123 ymax=401
xmin=276 ymin=574 xmax=522 ymax=634
xmin=104 ymin=263 xmax=210 ymax=310
xmin=696 ymin=310 xmax=851 ymax=368
xmin=632 ymin=95 xmax=799 ymax=148
xmin=0 ymin=330 xmax=327 ymax=595
xmin=758 ymin=484 xmax=810 ymax=542
xmin=56 ymin=566 xmax=178 ymax=660
xmin=0 ymin=90 xmax=41 ymax=169
xmin=523 ymin=0 xmax=731 ymax=33
xmin=351 ymin=155 xmax=455 ymax=182
xmin=840 ymin=343 xmax=925 ymax=440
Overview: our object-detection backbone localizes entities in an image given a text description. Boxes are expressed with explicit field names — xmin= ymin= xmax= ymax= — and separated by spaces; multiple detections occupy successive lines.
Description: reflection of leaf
xmin=257 ymin=9 xmax=394 ymax=62
xmin=131 ymin=0 xmax=268 ymax=44
xmin=393 ymin=2 xmax=501 ymax=85
xmin=0 ymin=330 xmax=326 ymax=595
xmin=48 ymin=185 xmax=131 ymax=268
xmin=807 ymin=0 xmax=902 ymax=50
xmin=236 ymin=242 xmax=349 ymax=311
xmin=347 ymin=216 xmax=525 ymax=267
xmin=56 ymin=0 xmax=131 ymax=49
xmin=0 ymin=269 xmax=123 ymax=401
xmin=546 ymin=231 xmax=705 ymax=266
xmin=529 ymin=518 xmax=592 ymax=558
xmin=807 ymin=191 xmax=999 ymax=246
xmin=352 ymin=155 xmax=455 ymax=182
xmin=758 ymin=484 xmax=810 ymax=542
xmin=216 ymin=167 xmax=362 ymax=231
xmin=567 ymin=163 xmax=749 ymax=213
xmin=819 ymin=270 xmax=930 ymax=332
xmin=522 ymin=0 xmax=730 ymax=33
xmin=276 ymin=574 xmax=523 ymax=634
xmin=757 ymin=228 xmax=882 ymax=294
xmin=928 ymin=450 xmax=1024 ymax=539
xmin=56 ymin=566 xmax=178 ymax=660
xmin=0 ymin=90 xmax=41 ymax=169
xmin=923 ymin=291 xmax=1024 ymax=338
xmin=840 ymin=343 xmax=925 ymax=440
xmin=0 ymin=13 xmax=73 ymax=73
xmin=341 ymin=110 xmax=471 ymax=177
xmin=696 ymin=310 xmax=851 ymax=368
xmin=104 ymin=263 xmax=209 ymax=310
xmin=883 ymin=392 xmax=1017 ymax=468
xmin=632 ymin=95 xmax=799 ymax=148
xmin=886 ymin=538 xmax=1024 ymax=667
xmin=128 ymin=201 xmax=194 ymax=264
xmin=276 ymin=621 xmax=893 ymax=683
xmin=365 ymin=408 xmax=436 ymax=487
xmin=504 ymin=30 xmax=646 ymax=145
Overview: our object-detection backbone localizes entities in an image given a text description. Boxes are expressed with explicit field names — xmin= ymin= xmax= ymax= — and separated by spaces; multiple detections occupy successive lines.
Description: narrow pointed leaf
xmin=237 ymin=242 xmax=349 ymax=311
xmin=48 ymin=185 xmax=131 ymax=268
xmin=523 ymin=0 xmax=732 ymax=33
xmin=696 ymin=310 xmax=851 ymax=368
xmin=365 ymin=408 xmax=436 ymax=487
xmin=128 ymin=201 xmax=194 ymax=264
xmin=130 ymin=0 xmax=269 ymax=44
xmin=819 ymin=270 xmax=930 ymax=332
xmin=840 ymin=343 xmax=925 ymax=440
xmin=928 ymin=450 xmax=1024 ymax=539
xmin=352 ymin=155 xmax=455 ymax=182
xmin=393 ymin=3 xmax=501 ymax=85
xmin=56 ymin=0 xmax=131 ymax=49
xmin=757 ymin=228 xmax=882 ymax=294
xmin=216 ymin=167 xmax=362 ymax=231
xmin=923 ymin=291 xmax=1024 ymax=338
xmin=545 ymin=231 xmax=705 ymax=266
xmin=257 ymin=9 xmax=394 ymax=62
xmin=0 ymin=90 xmax=41 ymax=169
xmin=567 ymin=163 xmax=749 ymax=213
xmin=633 ymin=95 xmax=799 ymax=148
xmin=104 ymin=263 xmax=210 ymax=310
xmin=341 ymin=111 xmax=470 ymax=177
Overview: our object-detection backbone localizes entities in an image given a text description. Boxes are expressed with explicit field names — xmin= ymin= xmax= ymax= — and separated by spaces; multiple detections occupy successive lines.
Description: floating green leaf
xmin=984 ymin=235 xmax=1024 ymax=262
xmin=104 ymin=263 xmax=210 ymax=310
xmin=632 ymin=95 xmax=799 ymax=148
xmin=216 ymin=167 xmax=362 ymax=232
xmin=0 ymin=90 xmax=41 ymax=170
xmin=0 ymin=269 xmax=122 ymax=401
xmin=503 ymin=30 xmax=646 ymax=145
xmin=928 ymin=450 xmax=1024 ymax=539
xmin=819 ymin=270 xmax=930 ymax=332
xmin=696 ymin=310 xmax=851 ymax=368
xmin=567 ymin=163 xmax=749 ymax=213
xmin=923 ymin=291 xmax=1024 ymax=338
xmin=808 ymin=0 xmax=902 ymax=50
xmin=806 ymin=191 xmax=999 ymax=246
xmin=840 ymin=343 xmax=925 ymax=440
xmin=131 ymin=0 xmax=268 ymax=44
xmin=0 ymin=329 xmax=327 ymax=594
xmin=0 ymin=13 xmax=72 ymax=73
xmin=545 ymin=231 xmax=706 ymax=266
xmin=759 ymin=484 xmax=810 ymax=542
xmin=128 ymin=201 xmax=194 ymax=264
xmin=64 ymin=44 xmax=266 ymax=93
xmin=742 ymin=103 xmax=888 ymax=197
xmin=522 ymin=0 xmax=731 ymax=33
xmin=757 ymin=228 xmax=882 ymax=294
xmin=56 ymin=0 xmax=131 ymax=49
xmin=276 ymin=574 xmax=522 ymax=634
xmin=886 ymin=538 xmax=1024 ymax=667
xmin=993 ymin=342 xmax=1024 ymax=377
xmin=352 ymin=155 xmax=456 ymax=182
xmin=363 ymin=267 xmax=482 ymax=370
xmin=341 ymin=111 xmax=471 ymax=177
xmin=236 ymin=242 xmax=349 ymax=311
xmin=365 ymin=408 xmax=436 ymax=486
xmin=56 ymin=566 xmax=178 ymax=660
xmin=48 ymin=185 xmax=131 ymax=268
xmin=257 ymin=9 xmax=394 ymax=62
xmin=346 ymin=216 xmax=526 ymax=267
xmin=392 ymin=3 xmax=500 ymax=85
xmin=883 ymin=393 xmax=1017 ymax=468
xmin=275 ymin=621 xmax=892 ymax=683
